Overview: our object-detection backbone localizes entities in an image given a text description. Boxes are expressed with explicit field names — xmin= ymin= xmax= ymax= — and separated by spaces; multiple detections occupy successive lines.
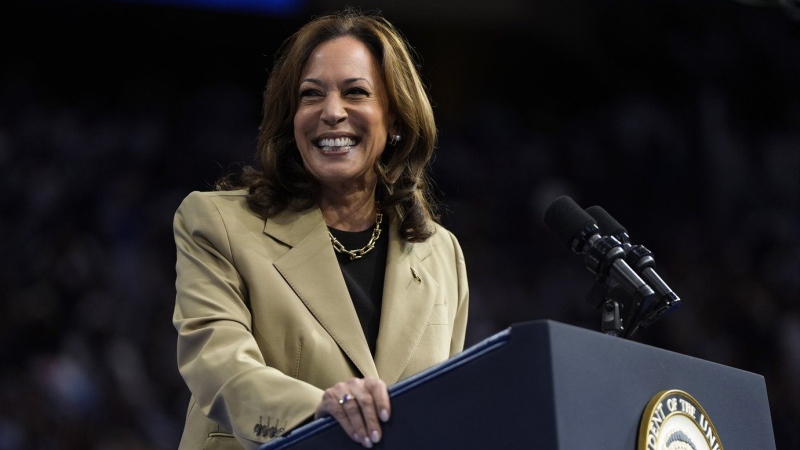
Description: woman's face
xmin=294 ymin=35 xmax=394 ymax=192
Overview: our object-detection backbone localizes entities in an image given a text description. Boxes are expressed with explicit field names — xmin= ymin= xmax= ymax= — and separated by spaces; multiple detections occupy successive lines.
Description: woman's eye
xmin=346 ymin=87 xmax=370 ymax=97
xmin=299 ymin=89 xmax=322 ymax=98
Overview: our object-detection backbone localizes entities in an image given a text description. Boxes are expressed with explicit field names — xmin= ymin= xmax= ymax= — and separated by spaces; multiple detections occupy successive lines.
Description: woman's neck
xmin=319 ymin=185 xmax=378 ymax=232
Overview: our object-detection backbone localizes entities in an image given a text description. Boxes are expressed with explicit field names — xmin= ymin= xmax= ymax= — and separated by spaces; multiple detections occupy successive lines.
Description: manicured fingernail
xmin=371 ymin=431 xmax=380 ymax=443
xmin=380 ymin=409 xmax=389 ymax=422
xmin=363 ymin=437 xmax=373 ymax=448
xmin=353 ymin=433 xmax=360 ymax=443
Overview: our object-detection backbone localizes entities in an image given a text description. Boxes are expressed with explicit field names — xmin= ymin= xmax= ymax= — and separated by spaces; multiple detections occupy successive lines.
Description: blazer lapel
xmin=265 ymin=208 xmax=378 ymax=379
xmin=374 ymin=224 xmax=438 ymax=384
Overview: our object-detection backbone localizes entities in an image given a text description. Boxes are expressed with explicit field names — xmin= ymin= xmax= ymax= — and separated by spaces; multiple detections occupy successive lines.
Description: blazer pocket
xmin=204 ymin=433 xmax=240 ymax=450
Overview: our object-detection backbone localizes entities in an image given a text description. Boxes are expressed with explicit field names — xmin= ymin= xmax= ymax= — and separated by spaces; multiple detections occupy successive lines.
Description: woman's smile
xmin=316 ymin=135 xmax=359 ymax=153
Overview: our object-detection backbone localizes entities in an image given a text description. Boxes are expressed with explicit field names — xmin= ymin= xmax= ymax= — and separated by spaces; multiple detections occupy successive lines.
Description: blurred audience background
xmin=1 ymin=0 xmax=798 ymax=448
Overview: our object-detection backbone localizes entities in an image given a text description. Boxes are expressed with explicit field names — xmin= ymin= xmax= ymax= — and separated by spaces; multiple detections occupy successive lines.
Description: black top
xmin=328 ymin=223 xmax=389 ymax=355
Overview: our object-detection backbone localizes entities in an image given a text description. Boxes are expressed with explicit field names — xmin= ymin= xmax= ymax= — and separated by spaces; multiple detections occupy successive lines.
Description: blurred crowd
xmin=1 ymin=0 xmax=798 ymax=449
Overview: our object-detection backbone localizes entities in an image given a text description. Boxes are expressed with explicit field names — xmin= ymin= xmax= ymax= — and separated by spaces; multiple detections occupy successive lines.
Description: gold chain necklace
xmin=328 ymin=211 xmax=383 ymax=260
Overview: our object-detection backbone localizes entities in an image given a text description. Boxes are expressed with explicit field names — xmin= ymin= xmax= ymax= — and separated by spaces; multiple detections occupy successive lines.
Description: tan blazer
xmin=173 ymin=190 xmax=469 ymax=450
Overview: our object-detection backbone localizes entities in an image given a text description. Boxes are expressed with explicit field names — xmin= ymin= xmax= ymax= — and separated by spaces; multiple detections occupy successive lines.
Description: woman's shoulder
xmin=407 ymin=222 xmax=467 ymax=274
xmin=421 ymin=222 xmax=464 ymax=254
xmin=181 ymin=188 xmax=248 ymax=200
xmin=175 ymin=189 xmax=263 ymax=225
xmin=430 ymin=221 xmax=459 ymax=239
xmin=177 ymin=189 xmax=248 ymax=210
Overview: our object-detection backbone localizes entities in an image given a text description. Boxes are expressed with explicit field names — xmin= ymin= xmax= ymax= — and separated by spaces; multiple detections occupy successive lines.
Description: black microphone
xmin=543 ymin=196 xmax=656 ymax=337
xmin=585 ymin=205 xmax=681 ymax=327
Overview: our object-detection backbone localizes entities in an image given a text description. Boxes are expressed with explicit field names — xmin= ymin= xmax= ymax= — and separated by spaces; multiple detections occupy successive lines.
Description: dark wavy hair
xmin=215 ymin=7 xmax=440 ymax=242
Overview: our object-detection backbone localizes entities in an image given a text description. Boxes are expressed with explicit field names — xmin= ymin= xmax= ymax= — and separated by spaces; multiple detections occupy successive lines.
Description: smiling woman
xmin=171 ymin=7 xmax=469 ymax=450
xmin=293 ymin=35 xmax=395 ymax=217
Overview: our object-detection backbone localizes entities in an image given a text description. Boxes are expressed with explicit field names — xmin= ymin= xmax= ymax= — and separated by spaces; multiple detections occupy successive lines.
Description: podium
xmin=260 ymin=320 xmax=775 ymax=449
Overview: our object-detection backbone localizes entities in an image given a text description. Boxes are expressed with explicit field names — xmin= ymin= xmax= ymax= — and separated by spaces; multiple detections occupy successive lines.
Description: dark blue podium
xmin=260 ymin=320 xmax=775 ymax=450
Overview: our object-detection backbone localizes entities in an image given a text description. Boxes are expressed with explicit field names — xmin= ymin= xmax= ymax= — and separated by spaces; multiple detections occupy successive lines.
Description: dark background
xmin=2 ymin=0 xmax=799 ymax=448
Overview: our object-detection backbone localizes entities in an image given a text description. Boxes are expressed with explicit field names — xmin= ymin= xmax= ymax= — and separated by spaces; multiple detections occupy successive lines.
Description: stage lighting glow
xmin=107 ymin=0 xmax=305 ymax=16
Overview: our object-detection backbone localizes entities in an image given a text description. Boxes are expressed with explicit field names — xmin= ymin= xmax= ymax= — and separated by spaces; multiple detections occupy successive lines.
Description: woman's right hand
xmin=314 ymin=376 xmax=391 ymax=448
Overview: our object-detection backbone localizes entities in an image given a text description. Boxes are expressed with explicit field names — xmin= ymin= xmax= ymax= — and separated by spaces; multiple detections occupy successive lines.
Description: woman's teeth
xmin=318 ymin=137 xmax=356 ymax=150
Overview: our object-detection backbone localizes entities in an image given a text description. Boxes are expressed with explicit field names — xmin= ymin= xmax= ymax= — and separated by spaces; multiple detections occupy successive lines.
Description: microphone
xmin=585 ymin=205 xmax=681 ymax=327
xmin=543 ymin=195 xmax=656 ymax=337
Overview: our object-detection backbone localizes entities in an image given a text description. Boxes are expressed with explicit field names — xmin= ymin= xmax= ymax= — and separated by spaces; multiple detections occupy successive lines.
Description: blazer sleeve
xmin=172 ymin=192 xmax=323 ymax=449
xmin=447 ymin=229 xmax=469 ymax=357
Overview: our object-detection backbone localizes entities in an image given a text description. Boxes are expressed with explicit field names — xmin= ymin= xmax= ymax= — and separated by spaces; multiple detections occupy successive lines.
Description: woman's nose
xmin=321 ymin=95 xmax=347 ymax=126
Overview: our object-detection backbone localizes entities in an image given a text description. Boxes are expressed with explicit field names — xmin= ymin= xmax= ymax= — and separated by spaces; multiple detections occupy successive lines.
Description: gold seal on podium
xmin=638 ymin=389 xmax=724 ymax=450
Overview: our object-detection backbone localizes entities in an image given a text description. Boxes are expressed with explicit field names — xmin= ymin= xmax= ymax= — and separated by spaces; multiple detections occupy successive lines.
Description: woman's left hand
xmin=314 ymin=376 xmax=391 ymax=448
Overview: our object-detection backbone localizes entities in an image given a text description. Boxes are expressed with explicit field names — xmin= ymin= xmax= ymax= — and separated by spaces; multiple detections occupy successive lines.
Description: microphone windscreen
xmin=585 ymin=205 xmax=627 ymax=236
xmin=543 ymin=196 xmax=596 ymax=246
